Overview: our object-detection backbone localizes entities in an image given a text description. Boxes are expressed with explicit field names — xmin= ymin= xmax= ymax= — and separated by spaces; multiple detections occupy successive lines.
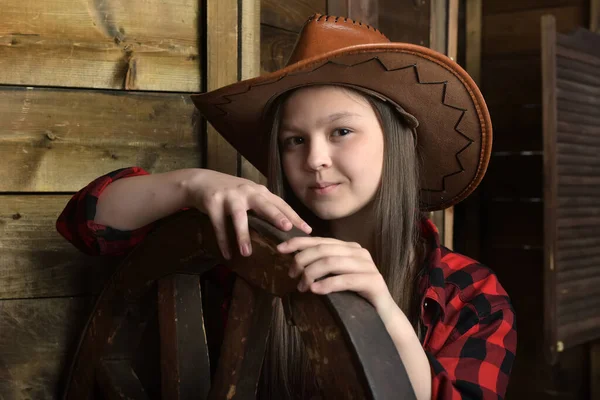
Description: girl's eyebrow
xmin=280 ymin=112 xmax=361 ymax=133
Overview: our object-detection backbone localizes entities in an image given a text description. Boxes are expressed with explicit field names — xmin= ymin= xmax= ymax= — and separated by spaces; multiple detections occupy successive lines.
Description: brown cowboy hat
xmin=191 ymin=14 xmax=492 ymax=211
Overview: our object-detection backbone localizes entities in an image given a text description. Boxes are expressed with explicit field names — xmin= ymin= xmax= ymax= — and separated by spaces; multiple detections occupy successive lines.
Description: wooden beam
xmin=541 ymin=14 xmax=559 ymax=365
xmin=240 ymin=0 xmax=266 ymax=184
xmin=206 ymin=0 xmax=239 ymax=175
xmin=328 ymin=0 xmax=377 ymax=28
xmin=429 ymin=0 xmax=447 ymax=54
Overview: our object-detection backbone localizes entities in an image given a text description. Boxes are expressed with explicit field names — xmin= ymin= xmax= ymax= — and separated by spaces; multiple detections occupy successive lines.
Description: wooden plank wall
xmin=470 ymin=1 xmax=591 ymax=398
xmin=1 ymin=1 xmax=203 ymax=398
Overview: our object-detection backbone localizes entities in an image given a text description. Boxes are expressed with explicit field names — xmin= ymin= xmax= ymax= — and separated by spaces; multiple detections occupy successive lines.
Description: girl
xmin=57 ymin=14 xmax=516 ymax=399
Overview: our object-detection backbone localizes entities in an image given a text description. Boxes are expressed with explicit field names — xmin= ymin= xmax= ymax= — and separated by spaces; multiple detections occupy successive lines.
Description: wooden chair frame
xmin=62 ymin=210 xmax=415 ymax=399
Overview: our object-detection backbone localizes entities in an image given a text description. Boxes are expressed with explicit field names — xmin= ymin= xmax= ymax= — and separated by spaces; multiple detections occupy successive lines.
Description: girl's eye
xmin=332 ymin=128 xmax=352 ymax=137
xmin=282 ymin=136 xmax=304 ymax=148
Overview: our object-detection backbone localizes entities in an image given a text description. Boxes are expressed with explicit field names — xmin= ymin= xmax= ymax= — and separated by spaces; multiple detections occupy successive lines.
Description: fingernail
xmin=241 ymin=244 xmax=251 ymax=256
xmin=281 ymin=219 xmax=292 ymax=229
xmin=223 ymin=249 xmax=231 ymax=260
xmin=302 ymin=223 xmax=312 ymax=233
xmin=297 ymin=282 xmax=305 ymax=292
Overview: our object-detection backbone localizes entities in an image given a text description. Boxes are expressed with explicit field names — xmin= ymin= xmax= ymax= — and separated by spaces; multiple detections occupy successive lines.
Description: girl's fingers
xmin=305 ymin=273 xmax=384 ymax=300
xmin=295 ymin=256 xmax=369 ymax=286
xmin=227 ymin=198 xmax=252 ymax=257
xmin=266 ymin=194 xmax=312 ymax=234
xmin=278 ymin=237 xmax=362 ymax=253
xmin=207 ymin=207 xmax=231 ymax=260
xmin=248 ymin=194 xmax=295 ymax=231
xmin=289 ymin=246 xmax=371 ymax=278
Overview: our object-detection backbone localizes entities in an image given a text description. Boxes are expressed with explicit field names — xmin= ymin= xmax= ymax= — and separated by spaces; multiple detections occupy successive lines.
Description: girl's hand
xmin=277 ymin=237 xmax=393 ymax=311
xmin=186 ymin=170 xmax=312 ymax=260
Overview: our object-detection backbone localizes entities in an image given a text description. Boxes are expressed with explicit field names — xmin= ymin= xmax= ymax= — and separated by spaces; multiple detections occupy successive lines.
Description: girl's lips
xmin=310 ymin=183 xmax=340 ymax=195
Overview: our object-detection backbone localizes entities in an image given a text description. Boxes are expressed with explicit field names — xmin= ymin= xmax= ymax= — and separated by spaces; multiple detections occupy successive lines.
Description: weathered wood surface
xmin=0 ymin=0 xmax=201 ymax=91
xmin=0 ymin=86 xmax=201 ymax=192
xmin=205 ymin=0 xmax=239 ymax=176
xmin=552 ymin=24 xmax=600 ymax=352
xmin=64 ymin=210 xmax=415 ymax=399
xmin=262 ymin=0 xmax=326 ymax=31
xmin=261 ymin=25 xmax=298 ymax=74
xmin=0 ymin=297 xmax=94 ymax=400
xmin=0 ymin=195 xmax=115 ymax=300
xmin=158 ymin=275 xmax=211 ymax=400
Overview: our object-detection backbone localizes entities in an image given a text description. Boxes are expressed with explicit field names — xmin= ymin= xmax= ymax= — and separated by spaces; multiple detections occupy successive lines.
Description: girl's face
xmin=279 ymin=86 xmax=385 ymax=221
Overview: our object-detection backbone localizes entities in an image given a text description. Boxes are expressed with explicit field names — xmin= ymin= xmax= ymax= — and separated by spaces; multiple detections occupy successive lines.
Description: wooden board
xmin=0 ymin=195 xmax=115 ymax=299
xmin=0 ymin=297 xmax=94 ymax=399
xmin=0 ymin=0 xmax=201 ymax=91
xmin=262 ymin=0 xmax=326 ymax=31
xmin=483 ymin=6 xmax=585 ymax=56
xmin=261 ymin=25 xmax=298 ymax=74
xmin=205 ymin=0 xmax=239 ymax=176
xmin=543 ymin=15 xmax=600 ymax=359
xmin=0 ymin=86 xmax=201 ymax=192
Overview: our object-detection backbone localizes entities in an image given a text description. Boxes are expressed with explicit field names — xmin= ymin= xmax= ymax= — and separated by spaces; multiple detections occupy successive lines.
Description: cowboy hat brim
xmin=191 ymin=43 xmax=492 ymax=211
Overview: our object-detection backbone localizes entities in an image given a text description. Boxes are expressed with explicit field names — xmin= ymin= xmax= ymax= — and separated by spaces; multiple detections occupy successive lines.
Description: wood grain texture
xmin=0 ymin=297 xmax=94 ymax=400
xmin=483 ymin=6 xmax=586 ymax=56
xmin=0 ymin=195 xmax=115 ymax=300
xmin=552 ymin=22 xmax=600 ymax=353
xmin=241 ymin=0 xmax=266 ymax=184
xmin=262 ymin=0 xmax=326 ymax=31
xmin=0 ymin=0 xmax=201 ymax=91
xmin=206 ymin=0 xmax=239 ymax=176
xmin=261 ymin=25 xmax=298 ymax=74
xmin=0 ymin=86 xmax=201 ymax=192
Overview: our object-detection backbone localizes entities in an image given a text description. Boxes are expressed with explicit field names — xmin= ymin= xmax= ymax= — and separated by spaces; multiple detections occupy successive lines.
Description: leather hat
xmin=191 ymin=14 xmax=492 ymax=211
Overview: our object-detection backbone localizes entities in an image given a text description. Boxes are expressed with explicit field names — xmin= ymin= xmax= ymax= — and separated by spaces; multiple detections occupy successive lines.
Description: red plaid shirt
xmin=57 ymin=167 xmax=516 ymax=399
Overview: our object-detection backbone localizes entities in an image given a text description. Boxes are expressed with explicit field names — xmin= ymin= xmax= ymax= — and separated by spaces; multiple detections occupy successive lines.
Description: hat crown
xmin=286 ymin=14 xmax=390 ymax=66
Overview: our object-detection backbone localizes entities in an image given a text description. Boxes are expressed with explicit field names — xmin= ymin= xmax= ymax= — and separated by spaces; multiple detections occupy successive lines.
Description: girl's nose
xmin=305 ymin=139 xmax=332 ymax=171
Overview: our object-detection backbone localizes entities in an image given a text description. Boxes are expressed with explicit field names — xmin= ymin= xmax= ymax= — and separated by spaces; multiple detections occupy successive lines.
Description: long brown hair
xmin=258 ymin=86 xmax=424 ymax=399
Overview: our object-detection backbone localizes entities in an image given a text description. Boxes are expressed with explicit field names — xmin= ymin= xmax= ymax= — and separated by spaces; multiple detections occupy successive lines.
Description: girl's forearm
xmin=94 ymin=168 xmax=203 ymax=230
xmin=377 ymin=298 xmax=432 ymax=400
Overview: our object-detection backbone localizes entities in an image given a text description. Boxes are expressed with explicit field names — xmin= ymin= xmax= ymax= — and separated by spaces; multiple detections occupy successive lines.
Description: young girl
xmin=57 ymin=14 xmax=516 ymax=399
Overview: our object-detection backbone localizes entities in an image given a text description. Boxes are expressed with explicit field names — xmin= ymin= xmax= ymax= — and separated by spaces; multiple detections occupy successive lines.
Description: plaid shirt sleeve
xmin=420 ymin=219 xmax=517 ymax=399
xmin=56 ymin=167 xmax=155 ymax=256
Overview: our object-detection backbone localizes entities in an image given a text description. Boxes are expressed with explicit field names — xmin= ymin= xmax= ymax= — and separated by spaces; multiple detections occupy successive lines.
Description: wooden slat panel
xmin=262 ymin=0 xmax=326 ymax=31
xmin=547 ymin=17 xmax=600 ymax=353
xmin=0 ymin=0 xmax=201 ymax=91
xmin=0 ymin=195 xmax=114 ymax=300
xmin=0 ymin=297 xmax=94 ymax=399
xmin=483 ymin=6 xmax=585 ymax=56
xmin=0 ymin=86 xmax=201 ymax=192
